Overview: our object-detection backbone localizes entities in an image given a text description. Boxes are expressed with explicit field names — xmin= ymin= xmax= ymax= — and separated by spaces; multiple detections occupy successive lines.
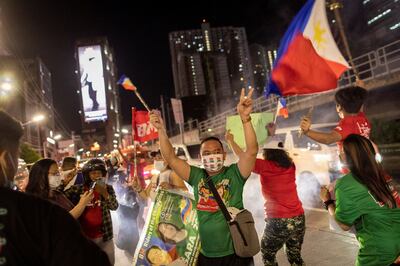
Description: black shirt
xmin=0 ymin=187 xmax=111 ymax=266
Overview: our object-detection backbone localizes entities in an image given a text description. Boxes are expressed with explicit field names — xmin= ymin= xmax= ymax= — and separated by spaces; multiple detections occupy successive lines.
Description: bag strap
xmin=204 ymin=174 xmax=232 ymax=222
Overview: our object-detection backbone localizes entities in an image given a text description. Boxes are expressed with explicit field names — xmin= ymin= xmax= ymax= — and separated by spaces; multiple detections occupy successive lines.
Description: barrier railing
xmin=180 ymin=40 xmax=400 ymax=138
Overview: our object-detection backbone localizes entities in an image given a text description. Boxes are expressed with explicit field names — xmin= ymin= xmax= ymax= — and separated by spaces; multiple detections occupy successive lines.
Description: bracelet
xmin=323 ymin=199 xmax=335 ymax=210
xmin=241 ymin=116 xmax=251 ymax=124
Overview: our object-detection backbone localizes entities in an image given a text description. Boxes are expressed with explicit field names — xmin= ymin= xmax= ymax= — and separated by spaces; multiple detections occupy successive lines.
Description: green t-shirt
xmin=188 ymin=164 xmax=246 ymax=257
xmin=335 ymin=173 xmax=400 ymax=266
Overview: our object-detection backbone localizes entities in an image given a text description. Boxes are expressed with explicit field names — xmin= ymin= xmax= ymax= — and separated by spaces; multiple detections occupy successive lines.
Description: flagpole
xmin=329 ymin=1 xmax=361 ymax=82
xmin=274 ymin=98 xmax=279 ymax=124
xmin=134 ymin=90 xmax=151 ymax=112
xmin=298 ymin=106 xmax=314 ymax=138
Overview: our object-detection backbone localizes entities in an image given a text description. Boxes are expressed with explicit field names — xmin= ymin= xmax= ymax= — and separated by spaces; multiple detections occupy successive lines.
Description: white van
xmin=259 ymin=123 xmax=341 ymax=208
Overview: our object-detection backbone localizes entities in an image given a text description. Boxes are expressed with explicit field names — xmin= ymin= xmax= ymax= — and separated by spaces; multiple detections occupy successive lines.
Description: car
xmin=257 ymin=123 xmax=340 ymax=208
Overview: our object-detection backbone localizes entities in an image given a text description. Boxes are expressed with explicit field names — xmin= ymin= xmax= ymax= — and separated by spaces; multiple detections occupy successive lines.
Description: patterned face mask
xmin=201 ymin=154 xmax=224 ymax=172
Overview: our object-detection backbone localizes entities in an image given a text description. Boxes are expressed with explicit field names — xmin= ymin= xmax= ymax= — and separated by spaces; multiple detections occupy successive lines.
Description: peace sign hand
xmin=237 ymin=88 xmax=254 ymax=119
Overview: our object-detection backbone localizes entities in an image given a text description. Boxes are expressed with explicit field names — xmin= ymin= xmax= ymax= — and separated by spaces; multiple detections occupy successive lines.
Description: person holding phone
xmin=64 ymin=158 xmax=119 ymax=265
xmin=61 ymin=157 xmax=83 ymax=191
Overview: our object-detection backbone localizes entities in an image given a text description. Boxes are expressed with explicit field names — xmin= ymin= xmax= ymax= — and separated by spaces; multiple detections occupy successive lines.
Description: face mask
xmin=61 ymin=169 xmax=74 ymax=180
xmin=96 ymin=177 xmax=106 ymax=186
xmin=154 ymin=160 xmax=165 ymax=171
xmin=201 ymin=154 xmax=224 ymax=172
xmin=49 ymin=174 xmax=62 ymax=189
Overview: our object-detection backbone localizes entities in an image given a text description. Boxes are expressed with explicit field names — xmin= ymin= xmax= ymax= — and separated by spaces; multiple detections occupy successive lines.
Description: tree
xmin=370 ymin=119 xmax=400 ymax=144
xmin=20 ymin=143 xmax=41 ymax=164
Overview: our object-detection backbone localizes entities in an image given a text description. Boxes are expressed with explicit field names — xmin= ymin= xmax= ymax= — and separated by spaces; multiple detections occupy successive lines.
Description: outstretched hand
xmin=149 ymin=110 xmax=165 ymax=130
xmin=266 ymin=122 xmax=276 ymax=136
xmin=300 ymin=117 xmax=311 ymax=133
xmin=237 ymin=88 xmax=254 ymax=119
xmin=225 ymin=130 xmax=234 ymax=143
xmin=319 ymin=186 xmax=331 ymax=202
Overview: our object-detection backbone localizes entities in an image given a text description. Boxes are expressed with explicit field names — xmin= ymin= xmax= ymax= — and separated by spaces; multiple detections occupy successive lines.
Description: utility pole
xmin=37 ymin=124 xmax=42 ymax=157
xmin=329 ymin=0 xmax=361 ymax=81
xmin=160 ymin=95 xmax=166 ymax=126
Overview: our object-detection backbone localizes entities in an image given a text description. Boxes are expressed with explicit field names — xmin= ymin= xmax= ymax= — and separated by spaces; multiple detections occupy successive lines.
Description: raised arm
xmin=150 ymin=111 xmax=191 ymax=181
xmin=300 ymin=117 xmax=341 ymax=145
xmin=236 ymin=88 xmax=258 ymax=178
xmin=69 ymin=191 xmax=93 ymax=219
xmin=225 ymin=130 xmax=244 ymax=156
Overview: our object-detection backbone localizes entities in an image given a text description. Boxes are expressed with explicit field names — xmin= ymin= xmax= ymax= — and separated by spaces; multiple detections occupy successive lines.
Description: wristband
xmin=241 ymin=116 xmax=251 ymax=124
xmin=323 ymin=199 xmax=335 ymax=210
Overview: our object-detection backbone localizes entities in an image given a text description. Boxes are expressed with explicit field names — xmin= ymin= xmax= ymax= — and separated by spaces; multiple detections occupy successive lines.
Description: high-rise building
xmin=75 ymin=37 xmax=121 ymax=153
xmin=362 ymin=0 xmax=400 ymax=43
xmin=169 ymin=21 xmax=254 ymax=118
xmin=336 ymin=0 xmax=400 ymax=55
xmin=0 ymin=56 xmax=57 ymax=156
xmin=249 ymin=44 xmax=277 ymax=97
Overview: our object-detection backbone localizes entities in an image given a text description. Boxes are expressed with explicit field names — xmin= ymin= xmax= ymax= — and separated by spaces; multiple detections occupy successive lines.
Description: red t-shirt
xmin=334 ymin=112 xmax=371 ymax=150
xmin=79 ymin=191 xmax=103 ymax=239
xmin=253 ymin=159 xmax=304 ymax=218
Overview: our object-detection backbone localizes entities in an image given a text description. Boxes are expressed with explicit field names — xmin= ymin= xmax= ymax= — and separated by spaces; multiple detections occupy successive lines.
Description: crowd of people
xmin=0 ymin=84 xmax=399 ymax=266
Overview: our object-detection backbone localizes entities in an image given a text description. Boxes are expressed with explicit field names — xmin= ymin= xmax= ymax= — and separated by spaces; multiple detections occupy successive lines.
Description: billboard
xmin=78 ymin=45 xmax=107 ymax=122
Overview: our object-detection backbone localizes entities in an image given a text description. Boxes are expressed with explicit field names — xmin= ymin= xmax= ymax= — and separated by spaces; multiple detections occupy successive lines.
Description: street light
xmin=22 ymin=114 xmax=45 ymax=126
xmin=0 ymin=75 xmax=15 ymax=97
xmin=54 ymin=134 xmax=62 ymax=140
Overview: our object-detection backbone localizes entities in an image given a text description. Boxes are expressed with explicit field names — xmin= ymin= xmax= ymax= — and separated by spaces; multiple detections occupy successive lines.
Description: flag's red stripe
xmin=272 ymin=34 xmax=347 ymax=96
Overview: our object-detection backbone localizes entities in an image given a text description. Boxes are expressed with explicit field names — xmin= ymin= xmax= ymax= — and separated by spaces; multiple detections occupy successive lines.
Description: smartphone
xmin=89 ymin=181 xmax=97 ymax=191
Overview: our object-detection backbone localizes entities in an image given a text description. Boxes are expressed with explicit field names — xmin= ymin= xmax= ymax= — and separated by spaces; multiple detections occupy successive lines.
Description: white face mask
xmin=95 ymin=177 xmax=106 ymax=186
xmin=154 ymin=160 xmax=165 ymax=171
xmin=49 ymin=174 xmax=62 ymax=189
xmin=201 ymin=154 xmax=224 ymax=172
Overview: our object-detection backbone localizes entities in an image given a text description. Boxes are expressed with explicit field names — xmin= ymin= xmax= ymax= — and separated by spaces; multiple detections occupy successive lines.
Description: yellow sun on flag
xmin=313 ymin=21 xmax=326 ymax=50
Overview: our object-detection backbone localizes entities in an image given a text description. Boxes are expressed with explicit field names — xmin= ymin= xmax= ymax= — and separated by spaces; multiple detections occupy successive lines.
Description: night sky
xmin=1 ymin=0 xmax=306 ymax=132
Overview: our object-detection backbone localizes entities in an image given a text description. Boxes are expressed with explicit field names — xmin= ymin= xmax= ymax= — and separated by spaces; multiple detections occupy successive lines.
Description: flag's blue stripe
xmin=117 ymin=74 xmax=127 ymax=85
xmin=274 ymin=0 xmax=315 ymax=66
xmin=266 ymin=0 xmax=315 ymax=97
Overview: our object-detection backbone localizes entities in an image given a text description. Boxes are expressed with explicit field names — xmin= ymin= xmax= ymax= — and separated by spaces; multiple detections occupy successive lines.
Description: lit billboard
xmin=78 ymin=45 xmax=107 ymax=122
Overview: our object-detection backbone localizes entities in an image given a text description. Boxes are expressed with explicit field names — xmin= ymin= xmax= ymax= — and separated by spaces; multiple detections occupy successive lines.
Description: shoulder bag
xmin=205 ymin=175 xmax=260 ymax=257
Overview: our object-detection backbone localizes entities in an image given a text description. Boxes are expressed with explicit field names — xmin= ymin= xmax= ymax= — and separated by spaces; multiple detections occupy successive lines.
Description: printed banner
xmin=171 ymin=98 xmax=184 ymax=125
xmin=226 ymin=112 xmax=274 ymax=149
xmin=77 ymin=45 xmax=108 ymax=122
xmin=132 ymin=108 xmax=158 ymax=143
xmin=133 ymin=189 xmax=200 ymax=266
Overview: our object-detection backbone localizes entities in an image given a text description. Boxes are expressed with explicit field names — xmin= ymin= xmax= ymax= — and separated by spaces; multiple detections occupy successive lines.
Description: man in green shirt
xmin=150 ymin=88 xmax=258 ymax=266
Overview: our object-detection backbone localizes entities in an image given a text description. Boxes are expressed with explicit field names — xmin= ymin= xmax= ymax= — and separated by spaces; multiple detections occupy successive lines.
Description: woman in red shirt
xmin=226 ymin=123 xmax=305 ymax=266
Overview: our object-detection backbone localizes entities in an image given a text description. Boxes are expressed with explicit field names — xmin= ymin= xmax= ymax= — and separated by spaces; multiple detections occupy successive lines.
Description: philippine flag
xmin=117 ymin=75 xmax=137 ymax=91
xmin=276 ymin=98 xmax=289 ymax=119
xmin=267 ymin=0 xmax=349 ymax=97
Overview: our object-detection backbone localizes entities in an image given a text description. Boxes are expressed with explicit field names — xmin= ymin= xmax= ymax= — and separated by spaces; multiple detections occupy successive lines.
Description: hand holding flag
xmin=118 ymin=75 xmax=151 ymax=111
xmin=299 ymin=106 xmax=314 ymax=138
xmin=274 ymin=98 xmax=289 ymax=122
